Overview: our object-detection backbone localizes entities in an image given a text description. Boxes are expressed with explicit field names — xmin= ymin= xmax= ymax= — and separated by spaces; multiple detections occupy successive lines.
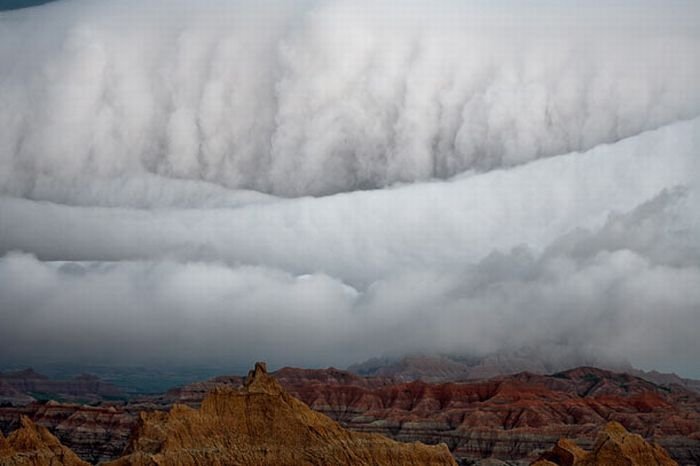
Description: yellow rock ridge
xmin=105 ymin=362 xmax=457 ymax=466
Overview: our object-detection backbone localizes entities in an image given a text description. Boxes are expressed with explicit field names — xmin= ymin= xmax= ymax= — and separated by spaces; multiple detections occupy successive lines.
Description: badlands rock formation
xmin=285 ymin=367 xmax=699 ymax=464
xmin=532 ymin=421 xmax=678 ymax=466
xmin=0 ymin=365 xmax=697 ymax=465
xmin=0 ymin=416 xmax=88 ymax=466
xmin=105 ymin=362 xmax=456 ymax=466
xmin=0 ymin=402 xmax=135 ymax=464
xmin=152 ymin=365 xmax=700 ymax=465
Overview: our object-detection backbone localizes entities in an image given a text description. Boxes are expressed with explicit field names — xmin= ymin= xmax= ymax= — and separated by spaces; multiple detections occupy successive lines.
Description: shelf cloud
xmin=0 ymin=0 xmax=699 ymax=376
xmin=1 ymin=0 xmax=699 ymax=197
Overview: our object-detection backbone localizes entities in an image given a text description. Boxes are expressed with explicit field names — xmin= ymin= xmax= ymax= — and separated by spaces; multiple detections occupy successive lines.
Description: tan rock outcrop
xmin=532 ymin=421 xmax=678 ymax=466
xmin=105 ymin=362 xmax=456 ymax=466
xmin=580 ymin=421 xmax=678 ymax=466
xmin=532 ymin=438 xmax=588 ymax=466
xmin=0 ymin=416 xmax=88 ymax=466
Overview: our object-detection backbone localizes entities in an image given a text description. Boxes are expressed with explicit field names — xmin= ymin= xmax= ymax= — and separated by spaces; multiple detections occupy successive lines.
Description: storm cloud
xmin=0 ymin=0 xmax=699 ymax=376
xmin=1 ymin=0 xmax=699 ymax=197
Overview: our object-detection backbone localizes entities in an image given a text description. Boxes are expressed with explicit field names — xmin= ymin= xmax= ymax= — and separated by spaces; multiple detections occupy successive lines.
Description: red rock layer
xmin=278 ymin=367 xmax=700 ymax=464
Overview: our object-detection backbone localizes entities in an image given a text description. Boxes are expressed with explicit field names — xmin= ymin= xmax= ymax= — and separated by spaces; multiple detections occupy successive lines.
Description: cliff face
xmin=0 ymin=416 xmax=88 ymax=466
xmin=105 ymin=362 xmax=457 ymax=466
xmin=532 ymin=421 xmax=678 ymax=466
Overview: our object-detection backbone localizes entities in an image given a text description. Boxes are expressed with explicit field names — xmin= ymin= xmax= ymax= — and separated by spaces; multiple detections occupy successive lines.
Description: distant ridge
xmin=347 ymin=351 xmax=700 ymax=393
xmin=0 ymin=369 xmax=124 ymax=405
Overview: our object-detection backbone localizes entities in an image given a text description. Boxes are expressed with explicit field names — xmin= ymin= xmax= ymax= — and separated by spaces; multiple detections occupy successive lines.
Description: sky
xmin=0 ymin=0 xmax=699 ymax=377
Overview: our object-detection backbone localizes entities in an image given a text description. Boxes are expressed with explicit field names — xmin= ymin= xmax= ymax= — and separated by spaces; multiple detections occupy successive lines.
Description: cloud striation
xmin=0 ymin=0 xmax=699 ymax=376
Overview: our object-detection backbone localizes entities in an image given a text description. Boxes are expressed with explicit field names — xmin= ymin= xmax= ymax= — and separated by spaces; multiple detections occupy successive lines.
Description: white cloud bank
xmin=0 ymin=0 xmax=699 ymax=376
xmin=1 ymin=0 xmax=699 ymax=196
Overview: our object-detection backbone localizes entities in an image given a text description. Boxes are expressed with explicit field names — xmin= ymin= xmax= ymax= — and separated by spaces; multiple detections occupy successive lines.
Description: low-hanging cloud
xmin=0 ymin=0 xmax=699 ymax=377
xmin=0 ymin=186 xmax=698 ymax=373
xmin=1 ymin=115 xmax=699 ymax=375
xmin=0 ymin=118 xmax=696 ymax=284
